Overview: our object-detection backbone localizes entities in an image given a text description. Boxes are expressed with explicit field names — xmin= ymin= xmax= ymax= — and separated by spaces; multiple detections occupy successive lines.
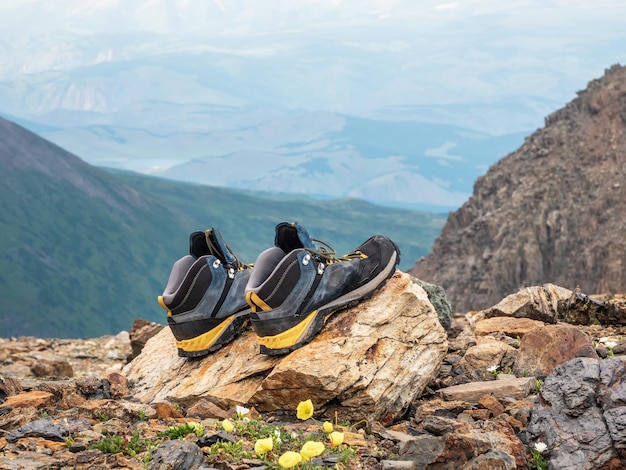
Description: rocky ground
xmin=2 ymin=284 xmax=626 ymax=470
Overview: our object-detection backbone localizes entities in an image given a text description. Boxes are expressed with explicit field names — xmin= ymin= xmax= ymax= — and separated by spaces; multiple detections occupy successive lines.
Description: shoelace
xmin=304 ymin=238 xmax=368 ymax=265
xmin=204 ymin=230 xmax=253 ymax=270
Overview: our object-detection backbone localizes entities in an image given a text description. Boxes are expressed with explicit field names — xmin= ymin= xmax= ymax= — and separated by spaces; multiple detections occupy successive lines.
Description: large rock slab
xmin=439 ymin=377 xmax=537 ymax=402
xmin=472 ymin=283 xmax=573 ymax=324
xmin=528 ymin=357 xmax=626 ymax=470
xmin=472 ymin=316 xmax=545 ymax=338
xmin=472 ymin=284 xmax=626 ymax=327
xmin=123 ymin=272 xmax=448 ymax=423
xmin=395 ymin=418 xmax=526 ymax=469
xmin=513 ymin=324 xmax=598 ymax=376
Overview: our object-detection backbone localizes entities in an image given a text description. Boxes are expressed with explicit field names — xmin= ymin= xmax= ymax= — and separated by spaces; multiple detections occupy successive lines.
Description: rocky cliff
xmin=410 ymin=64 xmax=626 ymax=313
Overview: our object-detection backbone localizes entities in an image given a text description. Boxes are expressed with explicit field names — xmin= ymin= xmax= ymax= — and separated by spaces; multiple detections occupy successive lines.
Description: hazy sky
xmin=1 ymin=0 xmax=624 ymax=133
xmin=1 ymin=0 xmax=624 ymax=208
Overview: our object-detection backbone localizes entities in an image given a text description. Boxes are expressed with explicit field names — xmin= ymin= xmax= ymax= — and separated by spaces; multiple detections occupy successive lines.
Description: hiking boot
xmin=158 ymin=228 xmax=252 ymax=357
xmin=245 ymin=222 xmax=400 ymax=355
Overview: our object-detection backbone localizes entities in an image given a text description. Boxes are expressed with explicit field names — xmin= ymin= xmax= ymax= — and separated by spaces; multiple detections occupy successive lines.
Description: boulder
xmin=473 ymin=283 xmax=573 ymax=324
xmin=557 ymin=288 xmax=626 ymax=325
xmin=472 ymin=316 xmax=545 ymax=338
xmin=528 ymin=357 xmax=626 ymax=469
xmin=128 ymin=319 xmax=165 ymax=360
xmin=472 ymin=284 xmax=626 ymax=328
xmin=395 ymin=416 xmax=526 ymax=469
xmin=0 ymin=376 xmax=22 ymax=403
xmin=458 ymin=337 xmax=515 ymax=379
xmin=513 ymin=324 xmax=598 ymax=376
xmin=29 ymin=352 xmax=74 ymax=378
xmin=123 ymin=272 xmax=448 ymax=423
xmin=439 ymin=377 xmax=537 ymax=402
xmin=412 ymin=278 xmax=453 ymax=331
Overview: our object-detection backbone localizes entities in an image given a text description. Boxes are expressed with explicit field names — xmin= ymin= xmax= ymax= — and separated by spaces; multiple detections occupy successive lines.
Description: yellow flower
xmin=323 ymin=421 xmax=334 ymax=433
xmin=221 ymin=419 xmax=234 ymax=433
xmin=278 ymin=450 xmax=303 ymax=468
xmin=254 ymin=437 xmax=274 ymax=455
xmin=300 ymin=440 xmax=325 ymax=461
xmin=296 ymin=399 xmax=314 ymax=420
xmin=329 ymin=431 xmax=344 ymax=447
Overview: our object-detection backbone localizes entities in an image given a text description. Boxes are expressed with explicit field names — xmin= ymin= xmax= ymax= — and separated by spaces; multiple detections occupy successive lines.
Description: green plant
xmin=535 ymin=379 xmax=544 ymax=393
xmin=530 ymin=442 xmax=548 ymax=470
xmin=96 ymin=412 xmax=110 ymax=422
xmin=337 ymin=445 xmax=357 ymax=465
xmin=206 ymin=440 xmax=254 ymax=462
xmin=137 ymin=409 xmax=147 ymax=421
xmin=606 ymin=341 xmax=617 ymax=357
xmin=234 ymin=418 xmax=284 ymax=441
xmin=158 ymin=422 xmax=205 ymax=440
xmin=487 ymin=365 xmax=499 ymax=378
xmin=92 ymin=430 xmax=157 ymax=458
xmin=143 ymin=451 xmax=153 ymax=470
xmin=93 ymin=433 xmax=125 ymax=454
xmin=126 ymin=431 xmax=144 ymax=458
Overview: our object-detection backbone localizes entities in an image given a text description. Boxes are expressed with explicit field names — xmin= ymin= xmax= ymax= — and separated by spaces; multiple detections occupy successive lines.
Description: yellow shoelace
xmin=304 ymin=238 xmax=368 ymax=265
xmin=204 ymin=230 xmax=253 ymax=270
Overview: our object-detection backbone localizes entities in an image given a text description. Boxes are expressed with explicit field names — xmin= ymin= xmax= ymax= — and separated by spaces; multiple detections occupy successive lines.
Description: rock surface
xmin=123 ymin=272 xmax=449 ymax=423
xmin=3 ymin=281 xmax=626 ymax=469
xmin=410 ymin=64 xmax=626 ymax=313
xmin=528 ymin=357 xmax=626 ymax=470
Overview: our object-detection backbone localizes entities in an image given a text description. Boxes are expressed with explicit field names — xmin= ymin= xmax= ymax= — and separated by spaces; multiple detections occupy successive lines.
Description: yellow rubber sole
xmin=175 ymin=315 xmax=236 ymax=355
xmin=256 ymin=310 xmax=318 ymax=351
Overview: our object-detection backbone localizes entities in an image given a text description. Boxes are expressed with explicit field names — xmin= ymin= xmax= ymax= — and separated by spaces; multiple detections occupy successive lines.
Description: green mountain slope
xmin=0 ymin=117 xmax=446 ymax=338
xmin=0 ymin=117 xmax=192 ymax=338
xmin=112 ymin=171 xmax=446 ymax=271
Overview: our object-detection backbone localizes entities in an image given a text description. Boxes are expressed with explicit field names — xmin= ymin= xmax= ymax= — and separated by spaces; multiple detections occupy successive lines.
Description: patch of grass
xmin=92 ymin=430 xmax=158 ymax=458
xmin=206 ymin=440 xmax=254 ymax=462
xmin=158 ymin=422 xmax=205 ymax=440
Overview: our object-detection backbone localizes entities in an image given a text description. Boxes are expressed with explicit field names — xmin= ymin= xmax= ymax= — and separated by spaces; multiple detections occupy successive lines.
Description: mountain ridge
xmin=410 ymin=64 xmax=626 ymax=313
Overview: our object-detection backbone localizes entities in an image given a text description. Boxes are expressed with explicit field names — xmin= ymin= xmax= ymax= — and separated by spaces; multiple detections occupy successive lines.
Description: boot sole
xmin=257 ymin=249 xmax=399 ymax=355
xmin=174 ymin=310 xmax=250 ymax=358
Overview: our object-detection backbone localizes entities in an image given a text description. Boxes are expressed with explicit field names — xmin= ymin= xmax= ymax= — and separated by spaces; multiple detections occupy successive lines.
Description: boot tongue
xmin=207 ymin=229 xmax=237 ymax=265
xmin=275 ymin=222 xmax=318 ymax=253
xmin=189 ymin=231 xmax=210 ymax=258
xmin=188 ymin=229 xmax=237 ymax=265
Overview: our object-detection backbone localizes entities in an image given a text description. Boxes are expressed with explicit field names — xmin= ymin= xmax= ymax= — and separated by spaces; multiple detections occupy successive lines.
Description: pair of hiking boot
xmin=158 ymin=222 xmax=400 ymax=357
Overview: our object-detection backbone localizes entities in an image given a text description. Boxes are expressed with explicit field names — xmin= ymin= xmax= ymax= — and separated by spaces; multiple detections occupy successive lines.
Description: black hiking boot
xmin=245 ymin=222 xmax=400 ymax=355
xmin=158 ymin=228 xmax=252 ymax=357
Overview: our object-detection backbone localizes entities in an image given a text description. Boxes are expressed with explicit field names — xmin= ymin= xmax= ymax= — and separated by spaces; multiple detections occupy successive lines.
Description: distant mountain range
xmin=156 ymin=116 xmax=528 ymax=211
xmin=4 ymin=0 xmax=599 ymax=210
xmin=1 ymin=107 xmax=527 ymax=211
xmin=0 ymin=116 xmax=446 ymax=338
